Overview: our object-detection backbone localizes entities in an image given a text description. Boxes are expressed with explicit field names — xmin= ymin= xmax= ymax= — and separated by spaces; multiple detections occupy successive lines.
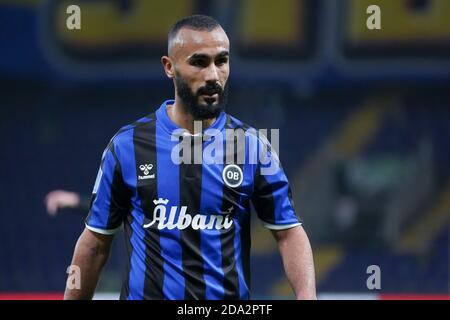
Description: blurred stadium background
xmin=0 ymin=0 xmax=449 ymax=299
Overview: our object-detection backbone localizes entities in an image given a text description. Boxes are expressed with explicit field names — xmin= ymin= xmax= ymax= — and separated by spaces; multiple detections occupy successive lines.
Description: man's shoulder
xmin=109 ymin=113 xmax=156 ymax=146
xmin=224 ymin=114 xmax=272 ymax=147
xmin=224 ymin=113 xmax=254 ymax=131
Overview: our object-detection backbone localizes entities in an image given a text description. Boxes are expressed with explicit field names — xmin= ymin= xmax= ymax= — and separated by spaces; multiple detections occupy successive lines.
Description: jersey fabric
xmin=85 ymin=99 xmax=301 ymax=300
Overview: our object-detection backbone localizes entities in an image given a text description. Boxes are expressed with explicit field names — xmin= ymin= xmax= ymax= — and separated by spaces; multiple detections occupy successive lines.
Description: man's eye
xmin=191 ymin=60 xmax=206 ymax=67
xmin=216 ymin=58 xmax=228 ymax=66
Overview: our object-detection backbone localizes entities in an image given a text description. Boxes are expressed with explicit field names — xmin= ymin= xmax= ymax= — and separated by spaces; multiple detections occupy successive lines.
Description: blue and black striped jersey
xmin=85 ymin=100 xmax=301 ymax=300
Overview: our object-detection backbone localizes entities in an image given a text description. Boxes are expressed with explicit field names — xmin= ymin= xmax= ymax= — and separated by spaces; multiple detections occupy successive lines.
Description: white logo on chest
xmin=143 ymin=198 xmax=234 ymax=230
xmin=222 ymin=164 xmax=243 ymax=188
xmin=138 ymin=164 xmax=155 ymax=180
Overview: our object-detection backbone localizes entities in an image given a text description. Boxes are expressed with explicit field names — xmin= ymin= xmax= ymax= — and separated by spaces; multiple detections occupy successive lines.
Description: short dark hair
xmin=168 ymin=15 xmax=222 ymax=49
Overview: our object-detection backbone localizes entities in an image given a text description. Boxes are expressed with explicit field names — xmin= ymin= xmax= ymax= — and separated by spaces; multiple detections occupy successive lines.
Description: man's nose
xmin=204 ymin=64 xmax=219 ymax=83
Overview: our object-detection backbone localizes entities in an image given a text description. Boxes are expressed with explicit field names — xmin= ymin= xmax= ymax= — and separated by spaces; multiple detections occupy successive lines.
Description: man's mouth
xmin=202 ymin=94 xmax=219 ymax=105
xmin=201 ymin=93 xmax=219 ymax=98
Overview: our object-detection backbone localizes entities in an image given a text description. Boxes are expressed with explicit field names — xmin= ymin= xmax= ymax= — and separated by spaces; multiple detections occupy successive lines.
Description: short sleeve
xmin=85 ymin=141 xmax=131 ymax=235
xmin=251 ymin=136 xmax=302 ymax=230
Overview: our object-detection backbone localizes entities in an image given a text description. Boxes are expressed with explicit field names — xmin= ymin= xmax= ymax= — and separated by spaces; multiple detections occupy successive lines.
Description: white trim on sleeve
xmin=85 ymin=223 xmax=122 ymax=235
xmin=263 ymin=222 xmax=302 ymax=230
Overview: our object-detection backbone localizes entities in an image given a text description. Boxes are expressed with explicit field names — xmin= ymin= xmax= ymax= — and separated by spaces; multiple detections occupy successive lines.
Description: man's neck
xmin=167 ymin=98 xmax=216 ymax=134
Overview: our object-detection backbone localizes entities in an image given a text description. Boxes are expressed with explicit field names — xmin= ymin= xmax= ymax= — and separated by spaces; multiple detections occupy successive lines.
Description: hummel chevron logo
xmin=138 ymin=164 xmax=155 ymax=180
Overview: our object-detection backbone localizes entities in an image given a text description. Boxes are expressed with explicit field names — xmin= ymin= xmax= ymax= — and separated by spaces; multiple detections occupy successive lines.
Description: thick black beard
xmin=175 ymin=73 xmax=228 ymax=120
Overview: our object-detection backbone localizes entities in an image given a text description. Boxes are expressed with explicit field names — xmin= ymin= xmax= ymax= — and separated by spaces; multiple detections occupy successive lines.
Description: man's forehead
xmin=170 ymin=28 xmax=230 ymax=58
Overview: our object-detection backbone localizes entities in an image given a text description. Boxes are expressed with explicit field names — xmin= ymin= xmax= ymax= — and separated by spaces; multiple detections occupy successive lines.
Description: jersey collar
xmin=156 ymin=99 xmax=226 ymax=135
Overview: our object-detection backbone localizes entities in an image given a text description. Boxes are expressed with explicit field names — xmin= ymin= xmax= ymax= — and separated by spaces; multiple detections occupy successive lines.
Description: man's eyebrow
xmin=216 ymin=51 xmax=229 ymax=58
xmin=189 ymin=53 xmax=210 ymax=61
xmin=189 ymin=51 xmax=229 ymax=60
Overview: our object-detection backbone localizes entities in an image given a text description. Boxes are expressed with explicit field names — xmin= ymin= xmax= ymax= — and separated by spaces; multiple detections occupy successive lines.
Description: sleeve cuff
xmin=85 ymin=223 xmax=122 ymax=235
xmin=262 ymin=221 xmax=302 ymax=230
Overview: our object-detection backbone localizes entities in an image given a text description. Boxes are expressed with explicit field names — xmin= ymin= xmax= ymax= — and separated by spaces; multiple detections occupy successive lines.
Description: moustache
xmin=196 ymin=83 xmax=223 ymax=96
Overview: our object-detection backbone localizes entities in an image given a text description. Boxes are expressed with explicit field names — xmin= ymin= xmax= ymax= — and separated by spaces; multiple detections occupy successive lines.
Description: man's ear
xmin=161 ymin=56 xmax=174 ymax=79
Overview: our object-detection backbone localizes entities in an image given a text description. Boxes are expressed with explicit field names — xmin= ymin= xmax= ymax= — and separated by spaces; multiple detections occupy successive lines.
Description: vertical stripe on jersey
xmin=156 ymin=121 xmax=185 ymax=299
xmin=238 ymin=201 xmax=251 ymax=298
xmin=220 ymin=117 xmax=242 ymax=299
xmin=235 ymin=131 xmax=254 ymax=299
xmin=126 ymin=209 xmax=147 ymax=299
xmin=106 ymin=143 xmax=132 ymax=229
xmin=133 ymin=120 xmax=164 ymax=299
xmin=113 ymin=127 xmax=139 ymax=300
xmin=179 ymin=135 xmax=206 ymax=299
xmin=232 ymin=207 xmax=250 ymax=299
xmin=121 ymin=213 xmax=134 ymax=299
xmin=199 ymin=132 xmax=226 ymax=299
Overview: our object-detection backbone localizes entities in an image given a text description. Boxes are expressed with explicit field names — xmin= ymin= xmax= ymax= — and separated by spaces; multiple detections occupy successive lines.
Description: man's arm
xmin=64 ymin=228 xmax=113 ymax=300
xmin=272 ymin=225 xmax=317 ymax=300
